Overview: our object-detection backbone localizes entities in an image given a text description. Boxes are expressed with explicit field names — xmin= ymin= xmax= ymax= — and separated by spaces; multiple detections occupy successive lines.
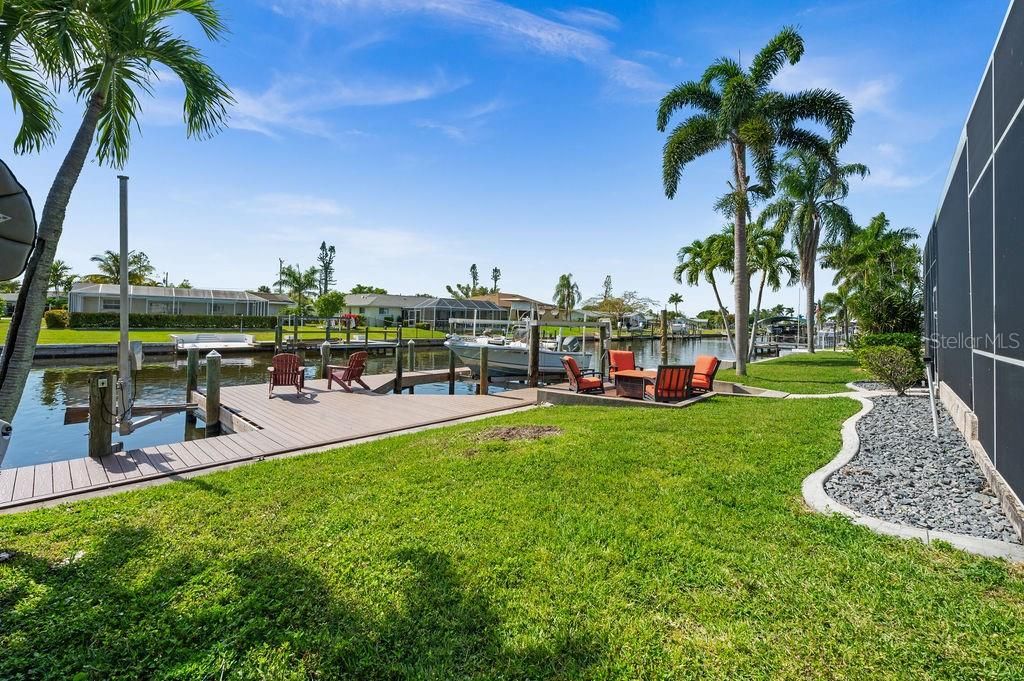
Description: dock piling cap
xmin=206 ymin=350 xmax=221 ymax=359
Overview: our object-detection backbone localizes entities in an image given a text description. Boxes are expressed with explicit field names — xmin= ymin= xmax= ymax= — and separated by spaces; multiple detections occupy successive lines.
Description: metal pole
xmin=116 ymin=175 xmax=132 ymax=434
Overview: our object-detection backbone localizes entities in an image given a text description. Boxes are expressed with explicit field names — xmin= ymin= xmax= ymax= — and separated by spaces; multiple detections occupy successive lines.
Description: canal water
xmin=1 ymin=337 xmax=733 ymax=469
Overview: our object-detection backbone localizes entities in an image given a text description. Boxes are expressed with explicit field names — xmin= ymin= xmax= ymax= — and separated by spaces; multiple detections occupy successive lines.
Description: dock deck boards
xmin=0 ymin=373 xmax=536 ymax=511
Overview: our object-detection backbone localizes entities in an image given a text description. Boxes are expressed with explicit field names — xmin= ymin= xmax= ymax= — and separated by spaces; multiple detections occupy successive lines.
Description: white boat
xmin=445 ymin=335 xmax=593 ymax=377
xmin=170 ymin=332 xmax=254 ymax=352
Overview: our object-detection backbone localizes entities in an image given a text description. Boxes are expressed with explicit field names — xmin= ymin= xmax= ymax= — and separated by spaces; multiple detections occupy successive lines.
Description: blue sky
xmin=0 ymin=0 xmax=1009 ymax=315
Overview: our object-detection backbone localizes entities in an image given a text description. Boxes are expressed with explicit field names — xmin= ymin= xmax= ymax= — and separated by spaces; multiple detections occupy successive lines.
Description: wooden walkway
xmin=0 ymin=373 xmax=536 ymax=512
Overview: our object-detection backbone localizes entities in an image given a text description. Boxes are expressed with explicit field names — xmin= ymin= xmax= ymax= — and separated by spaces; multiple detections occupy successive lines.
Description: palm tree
xmin=88 ymin=250 xmax=156 ymax=285
xmin=553 ymin=274 xmax=582 ymax=317
xmin=820 ymin=286 xmax=852 ymax=345
xmin=823 ymin=213 xmax=921 ymax=334
xmin=0 ymin=0 xmax=232 ymax=422
xmin=48 ymin=259 xmax=72 ymax=294
xmin=667 ymin=292 xmax=683 ymax=314
xmin=762 ymin=149 xmax=868 ymax=352
xmin=747 ymin=224 xmax=798 ymax=361
xmin=275 ymin=265 xmax=320 ymax=316
xmin=657 ymin=26 xmax=854 ymax=375
xmin=674 ymin=231 xmax=736 ymax=355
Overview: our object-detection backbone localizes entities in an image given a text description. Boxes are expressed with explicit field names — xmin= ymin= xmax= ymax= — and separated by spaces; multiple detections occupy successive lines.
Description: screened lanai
xmin=410 ymin=297 xmax=506 ymax=330
xmin=67 ymin=283 xmax=292 ymax=316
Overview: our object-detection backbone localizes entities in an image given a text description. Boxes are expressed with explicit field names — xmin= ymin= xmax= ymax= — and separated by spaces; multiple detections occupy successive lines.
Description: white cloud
xmin=548 ymin=7 xmax=621 ymax=32
xmin=770 ymin=58 xmax=897 ymax=115
xmin=415 ymin=119 xmax=469 ymax=141
xmin=279 ymin=0 xmax=663 ymax=96
xmin=243 ymin=193 xmax=349 ymax=218
xmin=231 ymin=70 xmax=468 ymax=138
xmin=861 ymin=166 xmax=939 ymax=190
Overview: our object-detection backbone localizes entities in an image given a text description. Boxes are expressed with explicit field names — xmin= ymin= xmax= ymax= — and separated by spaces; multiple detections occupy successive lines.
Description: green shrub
xmin=858 ymin=345 xmax=922 ymax=395
xmin=852 ymin=332 xmax=922 ymax=359
xmin=68 ymin=312 xmax=278 ymax=330
xmin=43 ymin=309 xmax=69 ymax=329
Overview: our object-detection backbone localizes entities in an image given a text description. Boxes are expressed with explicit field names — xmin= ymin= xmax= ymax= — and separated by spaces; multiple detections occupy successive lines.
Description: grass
xmin=2 ymin=398 xmax=1023 ymax=678
xmin=0 ymin=319 xmax=446 ymax=345
xmin=717 ymin=351 xmax=867 ymax=394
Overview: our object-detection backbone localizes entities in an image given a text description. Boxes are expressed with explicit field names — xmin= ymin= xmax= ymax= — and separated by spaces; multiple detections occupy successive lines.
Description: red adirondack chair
xmin=267 ymin=353 xmax=305 ymax=398
xmin=608 ymin=349 xmax=642 ymax=379
xmin=691 ymin=355 xmax=721 ymax=393
xmin=644 ymin=365 xmax=694 ymax=402
xmin=328 ymin=351 xmax=371 ymax=392
xmin=561 ymin=355 xmax=605 ymax=394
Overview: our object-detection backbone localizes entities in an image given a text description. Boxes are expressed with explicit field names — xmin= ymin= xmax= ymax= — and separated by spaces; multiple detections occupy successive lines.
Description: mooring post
xmin=407 ymin=339 xmax=416 ymax=393
xmin=599 ymin=322 xmax=609 ymax=378
xmin=394 ymin=316 xmax=404 ymax=394
xmin=527 ymin=321 xmax=540 ymax=387
xmin=448 ymin=349 xmax=457 ymax=395
xmin=660 ymin=309 xmax=668 ymax=365
xmin=186 ymin=348 xmax=199 ymax=399
xmin=274 ymin=322 xmax=283 ymax=352
xmin=320 ymin=341 xmax=331 ymax=380
xmin=88 ymin=371 xmax=114 ymax=458
xmin=364 ymin=324 xmax=370 ymax=350
xmin=479 ymin=345 xmax=490 ymax=395
xmin=205 ymin=350 xmax=221 ymax=435
xmin=325 ymin=319 xmax=331 ymax=341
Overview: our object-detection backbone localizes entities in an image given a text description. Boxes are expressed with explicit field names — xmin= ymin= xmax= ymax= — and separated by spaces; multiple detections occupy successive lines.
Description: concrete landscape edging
xmin=801 ymin=395 xmax=1024 ymax=563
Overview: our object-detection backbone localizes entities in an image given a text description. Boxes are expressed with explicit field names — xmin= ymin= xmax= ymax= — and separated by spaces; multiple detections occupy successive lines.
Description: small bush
xmin=43 ymin=309 xmax=69 ymax=329
xmin=858 ymin=345 xmax=922 ymax=395
xmin=853 ymin=332 xmax=922 ymax=359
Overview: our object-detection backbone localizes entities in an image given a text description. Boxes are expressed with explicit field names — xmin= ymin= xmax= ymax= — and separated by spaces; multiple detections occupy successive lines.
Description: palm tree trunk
xmin=731 ymin=140 xmax=749 ymax=375
xmin=748 ymin=272 xmax=767 ymax=363
xmin=709 ymin=278 xmax=736 ymax=357
xmin=806 ymin=277 xmax=816 ymax=353
xmin=0 ymin=88 xmax=106 ymax=424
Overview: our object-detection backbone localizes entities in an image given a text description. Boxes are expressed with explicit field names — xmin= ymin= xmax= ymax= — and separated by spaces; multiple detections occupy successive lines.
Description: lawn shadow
xmin=1 ymin=528 xmax=599 ymax=678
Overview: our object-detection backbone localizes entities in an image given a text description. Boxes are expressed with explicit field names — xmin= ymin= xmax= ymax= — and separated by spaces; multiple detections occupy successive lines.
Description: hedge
xmin=68 ymin=312 xmax=279 ymax=330
xmin=44 ymin=309 xmax=69 ymax=329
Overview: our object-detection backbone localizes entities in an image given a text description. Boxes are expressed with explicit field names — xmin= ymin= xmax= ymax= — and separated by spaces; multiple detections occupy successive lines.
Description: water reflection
xmin=5 ymin=338 xmax=733 ymax=469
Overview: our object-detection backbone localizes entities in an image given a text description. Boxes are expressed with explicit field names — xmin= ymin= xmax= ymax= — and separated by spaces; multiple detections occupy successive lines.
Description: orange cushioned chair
xmin=691 ymin=355 xmax=721 ymax=393
xmin=268 ymin=353 xmax=305 ymax=398
xmin=607 ymin=349 xmax=642 ymax=379
xmin=561 ymin=355 xmax=605 ymax=394
xmin=644 ymin=365 xmax=694 ymax=402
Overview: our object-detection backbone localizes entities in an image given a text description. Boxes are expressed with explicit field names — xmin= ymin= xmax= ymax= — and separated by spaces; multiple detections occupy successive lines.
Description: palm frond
xmin=749 ymin=25 xmax=804 ymax=89
xmin=656 ymin=80 xmax=721 ymax=131
xmin=701 ymin=56 xmax=743 ymax=88
xmin=661 ymin=114 xmax=723 ymax=199
xmin=777 ymin=88 xmax=854 ymax=146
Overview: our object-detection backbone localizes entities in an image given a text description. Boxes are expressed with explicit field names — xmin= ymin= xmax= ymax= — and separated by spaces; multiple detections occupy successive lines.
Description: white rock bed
xmin=825 ymin=395 xmax=1020 ymax=544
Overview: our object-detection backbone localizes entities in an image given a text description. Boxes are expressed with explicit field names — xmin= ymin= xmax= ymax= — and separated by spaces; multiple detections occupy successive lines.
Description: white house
xmin=68 ymin=283 xmax=292 ymax=316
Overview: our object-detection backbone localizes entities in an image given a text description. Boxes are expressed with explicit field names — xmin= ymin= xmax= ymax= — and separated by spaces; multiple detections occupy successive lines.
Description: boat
xmin=169 ymin=332 xmax=255 ymax=352
xmin=444 ymin=335 xmax=593 ymax=378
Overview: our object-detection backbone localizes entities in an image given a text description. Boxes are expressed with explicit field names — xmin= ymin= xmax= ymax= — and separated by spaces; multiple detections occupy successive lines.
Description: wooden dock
xmin=0 ymin=370 xmax=536 ymax=512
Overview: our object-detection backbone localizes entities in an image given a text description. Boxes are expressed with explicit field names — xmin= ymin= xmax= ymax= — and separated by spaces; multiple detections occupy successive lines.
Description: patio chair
xmin=561 ymin=355 xmax=605 ymax=394
xmin=268 ymin=353 xmax=305 ymax=398
xmin=644 ymin=365 xmax=694 ymax=403
xmin=691 ymin=355 xmax=721 ymax=394
xmin=607 ymin=349 xmax=642 ymax=379
xmin=328 ymin=351 xmax=371 ymax=392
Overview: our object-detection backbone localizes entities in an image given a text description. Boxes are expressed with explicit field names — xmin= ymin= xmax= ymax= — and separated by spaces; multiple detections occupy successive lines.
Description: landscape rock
xmin=825 ymin=395 xmax=1020 ymax=544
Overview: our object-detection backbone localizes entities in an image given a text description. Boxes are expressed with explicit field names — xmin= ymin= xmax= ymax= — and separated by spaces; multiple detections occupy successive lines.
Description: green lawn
xmin=0 ymin=319 xmax=446 ymax=345
xmin=3 ymin=399 xmax=1022 ymax=678
xmin=718 ymin=350 xmax=867 ymax=394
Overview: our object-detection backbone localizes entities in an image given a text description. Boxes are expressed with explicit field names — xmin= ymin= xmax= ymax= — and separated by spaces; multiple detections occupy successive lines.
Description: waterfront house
xmin=67 ymin=283 xmax=293 ymax=316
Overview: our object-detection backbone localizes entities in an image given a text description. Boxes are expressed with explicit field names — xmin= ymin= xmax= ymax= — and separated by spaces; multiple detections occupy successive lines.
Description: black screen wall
xmin=927 ymin=0 xmax=1024 ymax=497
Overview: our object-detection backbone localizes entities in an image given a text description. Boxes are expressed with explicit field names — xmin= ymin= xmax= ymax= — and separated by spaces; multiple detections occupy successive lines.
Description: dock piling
xmin=320 ymin=341 xmax=331 ymax=379
xmin=479 ymin=346 xmax=490 ymax=395
xmin=660 ymin=309 xmax=668 ymax=365
xmin=186 ymin=348 xmax=198 ymax=398
xmin=205 ymin=350 xmax=221 ymax=435
xmin=407 ymin=340 xmax=416 ymax=394
xmin=599 ymin=322 xmax=609 ymax=378
xmin=88 ymin=371 xmax=114 ymax=458
xmin=527 ymin=321 xmax=540 ymax=387
xmin=448 ymin=350 xmax=457 ymax=395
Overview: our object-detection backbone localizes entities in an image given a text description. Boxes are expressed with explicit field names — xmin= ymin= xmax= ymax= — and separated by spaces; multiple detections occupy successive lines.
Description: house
xmin=67 ymin=283 xmax=293 ymax=316
xmin=339 ymin=294 xmax=432 ymax=325
xmin=469 ymin=292 xmax=556 ymax=317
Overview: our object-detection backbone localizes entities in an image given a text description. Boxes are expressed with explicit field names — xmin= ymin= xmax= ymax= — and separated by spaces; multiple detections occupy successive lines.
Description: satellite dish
xmin=0 ymin=159 xmax=37 ymax=281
